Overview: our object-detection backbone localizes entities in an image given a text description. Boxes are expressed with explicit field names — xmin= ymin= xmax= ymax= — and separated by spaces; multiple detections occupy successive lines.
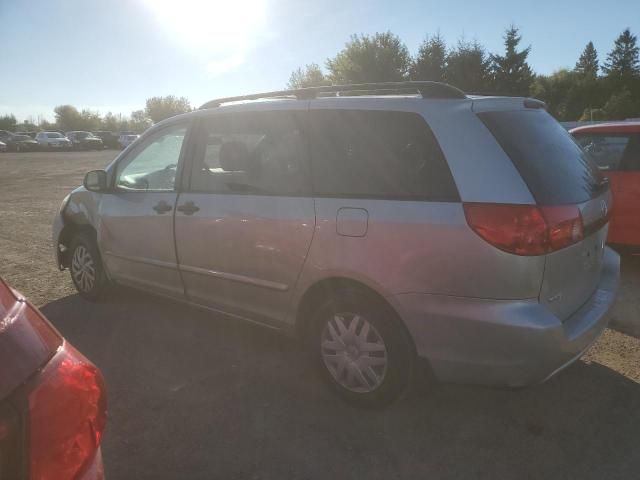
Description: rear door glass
xmin=478 ymin=110 xmax=605 ymax=204
xmin=308 ymin=110 xmax=459 ymax=201
xmin=574 ymin=133 xmax=640 ymax=171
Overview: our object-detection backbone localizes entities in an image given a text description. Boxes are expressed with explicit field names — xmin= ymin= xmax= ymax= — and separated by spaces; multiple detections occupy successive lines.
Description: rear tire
xmin=69 ymin=232 xmax=110 ymax=301
xmin=307 ymin=288 xmax=415 ymax=408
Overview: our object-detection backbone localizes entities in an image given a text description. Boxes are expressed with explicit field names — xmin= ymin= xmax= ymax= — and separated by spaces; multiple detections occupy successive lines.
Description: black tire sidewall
xmin=69 ymin=233 xmax=108 ymax=301
xmin=308 ymin=289 xmax=414 ymax=408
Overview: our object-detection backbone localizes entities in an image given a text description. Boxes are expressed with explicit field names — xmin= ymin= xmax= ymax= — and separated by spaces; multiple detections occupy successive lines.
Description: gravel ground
xmin=1 ymin=150 xmax=639 ymax=480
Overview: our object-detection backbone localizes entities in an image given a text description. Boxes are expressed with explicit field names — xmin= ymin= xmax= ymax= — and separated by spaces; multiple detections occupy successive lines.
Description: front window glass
xmin=116 ymin=125 xmax=186 ymax=191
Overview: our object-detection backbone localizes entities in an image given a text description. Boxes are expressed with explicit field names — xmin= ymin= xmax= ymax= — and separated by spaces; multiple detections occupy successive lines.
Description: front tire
xmin=69 ymin=232 xmax=110 ymax=301
xmin=308 ymin=289 xmax=415 ymax=408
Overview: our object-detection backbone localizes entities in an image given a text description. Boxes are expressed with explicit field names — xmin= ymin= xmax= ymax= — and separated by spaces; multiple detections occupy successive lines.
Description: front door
xmin=174 ymin=109 xmax=315 ymax=325
xmin=98 ymin=122 xmax=190 ymax=298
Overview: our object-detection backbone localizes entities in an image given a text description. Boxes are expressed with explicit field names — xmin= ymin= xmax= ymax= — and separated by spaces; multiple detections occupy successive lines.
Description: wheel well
xmin=59 ymin=222 xmax=97 ymax=268
xmin=295 ymin=278 xmax=414 ymax=349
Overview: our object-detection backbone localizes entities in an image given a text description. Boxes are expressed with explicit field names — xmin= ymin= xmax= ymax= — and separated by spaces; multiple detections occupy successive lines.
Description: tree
xmin=15 ymin=120 xmax=38 ymax=132
xmin=0 ymin=114 xmax=17 ymax=131
xmin=79 ymin=109 xmax=101 ymax=131
xmin=54 ymin=105 xmax=83 ymax=131
xmin=602 ymin=28 xmax=640 ymax=79
xmin=144 ymin=96 xmax=191 ymax=123
xmin=129 ymin=110 xmax=152 ymax=133
xmin=288 ymin=63 xmax=329 ymax=89
xmin=101 ymin=112 xmax=120 ymax=132
xmin=326 ymin=32 xmax=411 ymax=84
xmin=411 ymin=33 xmax=447 ymax=82
xmin=445 ymin=40 xmax=491 ymax=92
xmin=602 ymin=88 xmax=640 ymax=119
xmin=490 ymin=26 xmax=534 ymax=95
xmin=575 ymin=41 xmax=599 ymax=78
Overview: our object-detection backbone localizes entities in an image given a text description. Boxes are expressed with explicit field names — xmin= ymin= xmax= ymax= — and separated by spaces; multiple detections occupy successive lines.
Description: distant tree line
xmin=0 ymin=95 xmax=192 ymax=133
xmin=288 ymin=26 xmax=640 ymax=121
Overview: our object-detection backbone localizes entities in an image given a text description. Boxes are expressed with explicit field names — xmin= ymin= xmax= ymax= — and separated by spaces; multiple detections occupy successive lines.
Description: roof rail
xmin=199 ymin=81 xmax=466 ymax=109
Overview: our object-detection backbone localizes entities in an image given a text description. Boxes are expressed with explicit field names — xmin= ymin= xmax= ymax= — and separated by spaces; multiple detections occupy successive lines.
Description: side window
xmin=575 ymin=133 xmax=640 ymax=171
xmin=308 ymin=110 xmax=459 ymax=201
xmin=115 ymin=124 xmax=187 ymax=191
xmin=190 ymin=111 xmax=309 ymax=195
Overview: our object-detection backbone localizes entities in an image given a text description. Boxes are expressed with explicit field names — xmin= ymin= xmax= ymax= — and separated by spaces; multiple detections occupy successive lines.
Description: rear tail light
xmin=464 ymin=203 xmax=585 ymax=255
xmin=28 ymin=344 xmax=106 ymax=480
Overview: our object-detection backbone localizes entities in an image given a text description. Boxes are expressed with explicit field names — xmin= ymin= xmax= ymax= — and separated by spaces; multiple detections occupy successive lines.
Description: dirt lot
xmin=1 ymin=150 xmax=640 ymax=480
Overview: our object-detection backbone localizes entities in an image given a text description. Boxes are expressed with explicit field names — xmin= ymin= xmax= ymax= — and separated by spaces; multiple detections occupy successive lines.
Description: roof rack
xmin=199 ymin=81 xmax=466 ymax=109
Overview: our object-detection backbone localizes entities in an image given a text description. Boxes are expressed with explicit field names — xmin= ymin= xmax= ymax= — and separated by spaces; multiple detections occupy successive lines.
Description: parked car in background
xmin=0 ymin=276 xmax=107 ymax=479
xmin=117 ymin=133 xmax=139 ymax=149
xmin=67 ymin=131 xmax=104 ymax=150
xmin=571 ymin=122 xmax=640 ymax=249
xmin=6 ymin=134 xmax=40 ymax=152
xmin=93 ymin=131 xmax=120 ymax=149
xmin=15 ymin=131 xmax=37 ymax=138
xmin=0 ymin=141 xmax=7 ymax=152
xmin=53 ymin=82 xmax=619 ymax=408
xmin=36 ymin=131 xmax=72 ymax=150
xmin=0 ymin=130 xmax=14 ymax=143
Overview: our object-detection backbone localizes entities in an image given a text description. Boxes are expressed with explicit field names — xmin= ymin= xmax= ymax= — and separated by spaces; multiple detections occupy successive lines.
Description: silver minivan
xmin=53 ymin=82 xmax=619 ymax=407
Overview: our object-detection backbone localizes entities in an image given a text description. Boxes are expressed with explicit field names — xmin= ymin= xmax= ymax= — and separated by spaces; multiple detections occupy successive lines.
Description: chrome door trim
xmin=103 ymin=251 xmax=178 ymax=270
xmin=178 ymin=264 xmax=290 ymax=292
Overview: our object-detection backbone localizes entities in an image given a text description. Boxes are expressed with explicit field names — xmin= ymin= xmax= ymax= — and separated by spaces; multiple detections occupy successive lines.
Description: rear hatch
xmin=476 ymin=104 xmax=610 ymax=320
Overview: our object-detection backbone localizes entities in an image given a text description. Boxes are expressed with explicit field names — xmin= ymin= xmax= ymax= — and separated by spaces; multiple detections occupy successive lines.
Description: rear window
xmin=308 ymin=110 xmax=459 ymax=201
xmin=478 ymin=110 xmax=605 ymax=205
xmin=573 ymin=133 xmax=640 ymax=171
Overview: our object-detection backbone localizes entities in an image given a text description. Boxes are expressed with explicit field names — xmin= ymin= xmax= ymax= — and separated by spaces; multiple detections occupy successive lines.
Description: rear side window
xmin=574 ymin=133 xmax=640 ymax=171
xmin=308 ymin=110 xmax=459 ymax=201
xmin=478 ymin=110 xmax=605 ymax=205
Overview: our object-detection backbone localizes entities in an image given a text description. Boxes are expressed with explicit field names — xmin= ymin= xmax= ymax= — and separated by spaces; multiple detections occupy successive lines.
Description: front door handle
xmin=152 ymin=201 xmax=172 ymax=214
xmin=177 ymin=201 xmax=200 ymax=215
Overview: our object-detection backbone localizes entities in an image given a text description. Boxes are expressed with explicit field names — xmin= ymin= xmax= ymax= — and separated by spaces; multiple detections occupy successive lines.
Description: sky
xmin=1 ymin=0 xmax=638 ymax=122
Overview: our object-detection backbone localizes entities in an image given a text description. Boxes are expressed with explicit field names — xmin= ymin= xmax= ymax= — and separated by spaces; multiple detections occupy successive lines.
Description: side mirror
xmin=83 ymin=170 xmax=108 ymax=192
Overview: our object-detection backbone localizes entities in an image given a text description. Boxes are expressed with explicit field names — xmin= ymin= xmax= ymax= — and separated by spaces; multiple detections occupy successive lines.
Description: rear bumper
xmin=393 ymin=247 xmax=620 ymax=386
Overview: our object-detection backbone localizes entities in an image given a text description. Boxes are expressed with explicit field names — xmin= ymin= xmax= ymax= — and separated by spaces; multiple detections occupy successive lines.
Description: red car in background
xmin=0 ymin=278 xmax=107 ymax=479
xmin=571 ymin=122 xmax=640 ymax=249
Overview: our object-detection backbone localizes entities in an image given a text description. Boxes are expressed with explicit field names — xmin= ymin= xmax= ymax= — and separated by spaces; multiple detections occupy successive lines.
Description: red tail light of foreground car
xmin=0 ymin=278 xmax=107 ymax=479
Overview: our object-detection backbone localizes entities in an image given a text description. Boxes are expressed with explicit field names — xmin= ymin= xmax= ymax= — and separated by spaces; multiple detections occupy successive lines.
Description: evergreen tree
xmin=445 ymin=39 xmax=492 ymax=92
xmin=575 ymin=41 xmax=599 ymax=78
xmin=602 ymin=28 xmax=640 ymax=79
xmin=490 ymin=26 xmax=534 ymax=95
xmin=410 ymin=33 xmax=447 ymax=82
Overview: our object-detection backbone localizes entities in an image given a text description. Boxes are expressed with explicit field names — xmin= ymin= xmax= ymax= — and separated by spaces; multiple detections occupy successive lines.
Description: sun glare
xmin=141 ymin=0 xmax=268 ymax=75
